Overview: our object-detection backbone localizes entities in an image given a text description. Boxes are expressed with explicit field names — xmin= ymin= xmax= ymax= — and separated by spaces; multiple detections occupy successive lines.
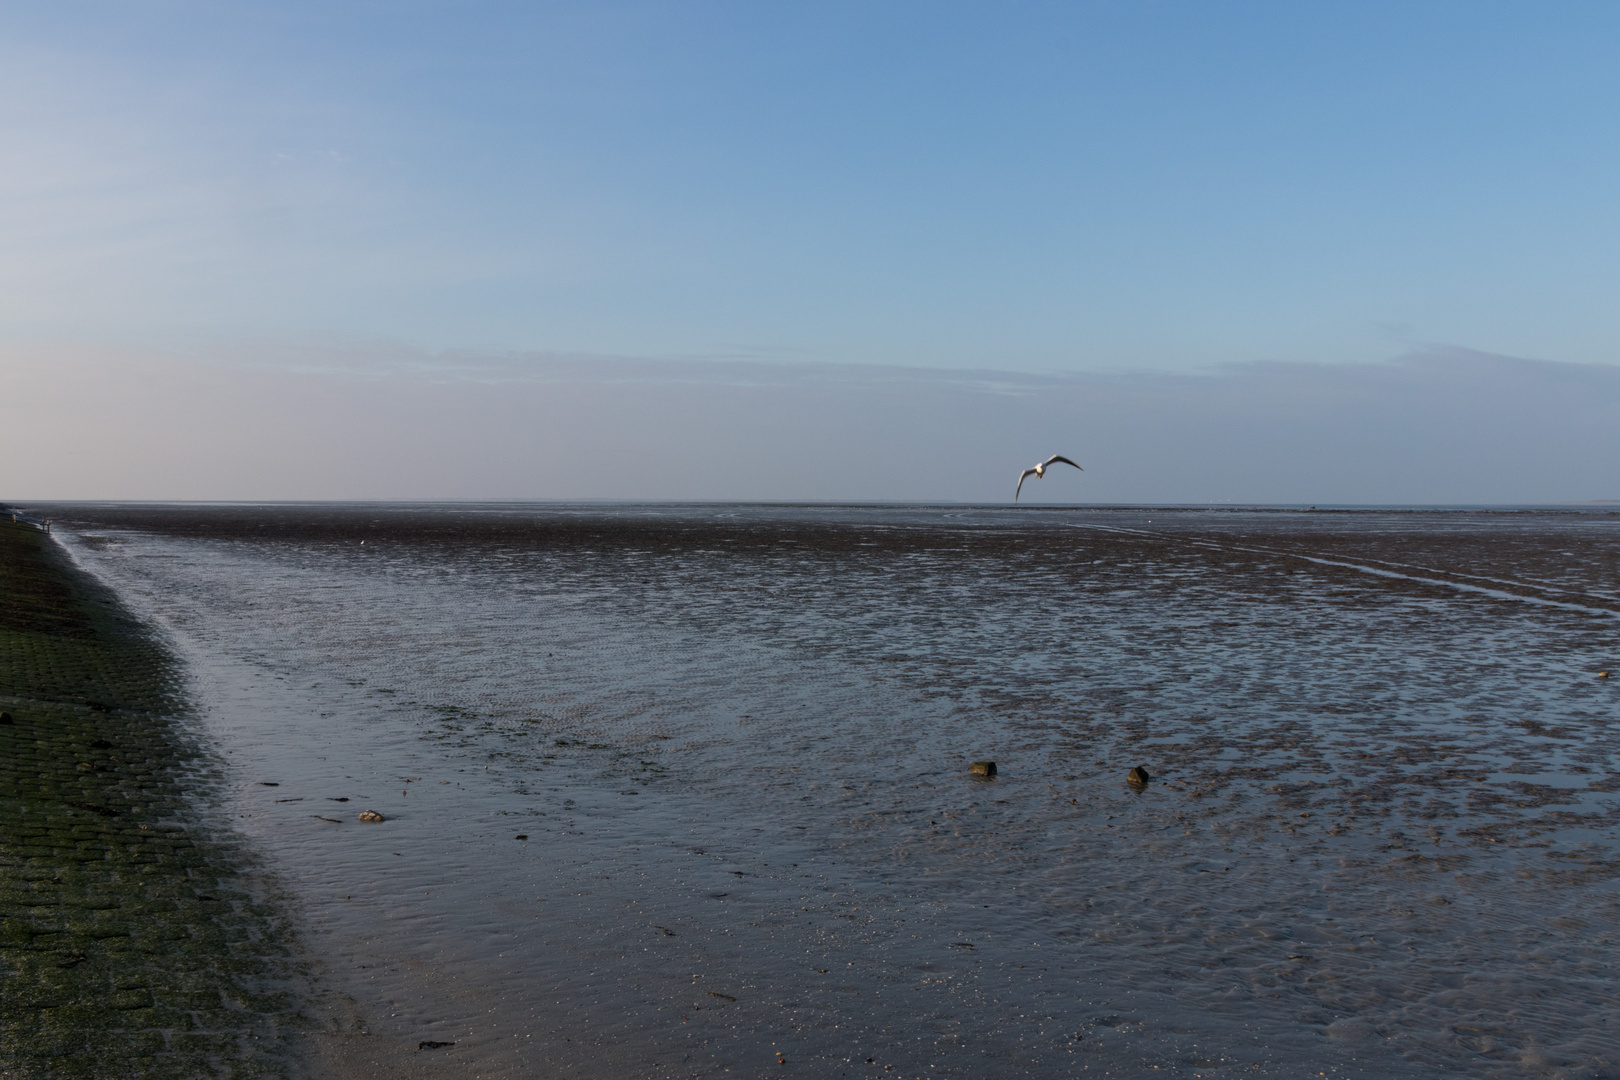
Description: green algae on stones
xmin=0 ymin=518 xmax=306 ymax=1078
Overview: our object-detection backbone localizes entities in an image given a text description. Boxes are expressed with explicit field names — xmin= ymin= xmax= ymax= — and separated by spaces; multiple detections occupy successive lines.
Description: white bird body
xmin=1015 ymin=454 xmax=1082 ymax=501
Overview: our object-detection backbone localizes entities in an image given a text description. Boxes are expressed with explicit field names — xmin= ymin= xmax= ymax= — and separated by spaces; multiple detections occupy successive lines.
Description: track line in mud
xmin=1066 ymin=522 xmax=1620 ymax=619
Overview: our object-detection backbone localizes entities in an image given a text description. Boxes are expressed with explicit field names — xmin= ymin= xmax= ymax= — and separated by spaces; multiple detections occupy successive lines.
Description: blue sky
xmin=6 ymin=1 xmax=1620 ymax=369
xmin=2 ymin=2 xmax=1618 ymax=499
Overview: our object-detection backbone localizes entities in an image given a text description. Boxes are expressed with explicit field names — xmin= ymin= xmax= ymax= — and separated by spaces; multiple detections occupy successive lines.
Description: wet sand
xmin=34 ymin=503 xmax=1620 ymax=1078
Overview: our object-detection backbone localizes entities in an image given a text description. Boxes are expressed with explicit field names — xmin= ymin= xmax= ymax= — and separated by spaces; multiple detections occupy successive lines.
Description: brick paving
xmin=0 ymin=518 xmax=305 ymax=1079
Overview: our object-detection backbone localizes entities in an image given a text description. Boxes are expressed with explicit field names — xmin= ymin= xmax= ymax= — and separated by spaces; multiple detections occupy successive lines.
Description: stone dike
xmin=0 ymin=516 xmax=306 ymax=1078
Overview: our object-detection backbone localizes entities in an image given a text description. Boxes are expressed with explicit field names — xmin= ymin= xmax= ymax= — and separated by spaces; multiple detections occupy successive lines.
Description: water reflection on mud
xmin=53 ymin=504 xmax=1620 ymax=1079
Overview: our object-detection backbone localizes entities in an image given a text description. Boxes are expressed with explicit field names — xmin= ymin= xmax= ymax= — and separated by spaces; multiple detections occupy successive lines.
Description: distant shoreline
xmin=9 ymin=498 xmax=1620 ymax=516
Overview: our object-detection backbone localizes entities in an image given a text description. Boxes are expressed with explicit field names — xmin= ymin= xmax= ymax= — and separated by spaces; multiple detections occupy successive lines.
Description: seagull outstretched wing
xmin=1016 ymin=454 xmax=1083 ymax=501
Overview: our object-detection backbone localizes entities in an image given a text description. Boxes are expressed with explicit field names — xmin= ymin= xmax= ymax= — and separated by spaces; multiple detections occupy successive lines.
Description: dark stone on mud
xmin=514 ymin=834 xmax=528 ymax=840
xmin=0 ymin=711 xmax=12 ymax=724
xmin=970 ymin=761 xmax=997 ymax=777
xmin=88 ymin=738 xmax=112 ymax=749
xmin=1128 ymin=766 xmax=1152 ymax=784
xmin=86 ymin=701 xmax=111 ymax=712
xmin=418 ymin=1040 xmax=455 ymax=1050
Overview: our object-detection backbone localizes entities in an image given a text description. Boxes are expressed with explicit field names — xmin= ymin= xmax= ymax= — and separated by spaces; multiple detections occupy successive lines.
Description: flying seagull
xmin=1015 ymin=454 xmax=1083 ymax=501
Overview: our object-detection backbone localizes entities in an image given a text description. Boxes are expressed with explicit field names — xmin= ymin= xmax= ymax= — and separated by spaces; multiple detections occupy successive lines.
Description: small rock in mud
xmin=88 ymin=739 xmax=112 ymax=749
xmin=357 ymin=810 xmax=386 ymax=823
xmin=0 ymin=712 xmax=13 ymax=724
xmin=1128 ymin=766 xmax=1152 ymax=785
xmin=970 ymin=761 xmax=997 ymax=777
xmin=418 ymin=1040 xmax=455 ymax=1050
xmin=1600 ymin=671 xmax=1611 ymax=678
xmin=514 ymin=834 xmax=528 ymax=840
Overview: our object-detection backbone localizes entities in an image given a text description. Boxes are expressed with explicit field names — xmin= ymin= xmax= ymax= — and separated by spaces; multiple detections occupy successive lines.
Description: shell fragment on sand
xmin=357 ymin=809 xmax=386 ymax=823
xmin=970 ymin=761 xmax=996 ymax=777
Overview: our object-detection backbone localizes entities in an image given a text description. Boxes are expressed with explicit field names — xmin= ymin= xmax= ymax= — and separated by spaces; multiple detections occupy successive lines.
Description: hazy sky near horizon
xmin=3 ymin=2 xmax=1619 ymax=500
xmin=5 ymin=343 xmax=1617 ymax=504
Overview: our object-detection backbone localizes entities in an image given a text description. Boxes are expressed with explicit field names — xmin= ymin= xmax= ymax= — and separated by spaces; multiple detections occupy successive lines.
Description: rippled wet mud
xmin=42 ymin=504 xmax=1620 ymax=1079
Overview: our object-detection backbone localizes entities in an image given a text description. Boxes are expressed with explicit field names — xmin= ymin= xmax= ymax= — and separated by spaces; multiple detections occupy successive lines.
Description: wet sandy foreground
xmin=39 ymin=503 xmax=1620 ymax=1079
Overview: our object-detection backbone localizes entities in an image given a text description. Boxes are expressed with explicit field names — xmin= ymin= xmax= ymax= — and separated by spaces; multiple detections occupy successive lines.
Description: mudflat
xmin=0 ymin=517 xmax=303 ymax=1079
xmin=32 ymin=502 xmax=1620 ymax=1079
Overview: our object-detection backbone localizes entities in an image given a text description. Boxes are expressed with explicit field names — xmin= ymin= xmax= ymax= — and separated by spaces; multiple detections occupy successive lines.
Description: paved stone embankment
xmin=0 ymin=517 xmax=305 ymax=1078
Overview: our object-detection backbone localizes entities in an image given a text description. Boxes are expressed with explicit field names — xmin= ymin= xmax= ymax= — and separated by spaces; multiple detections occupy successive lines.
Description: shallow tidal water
xmin=41 ymin=503 xmax=1620 ymax=1079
